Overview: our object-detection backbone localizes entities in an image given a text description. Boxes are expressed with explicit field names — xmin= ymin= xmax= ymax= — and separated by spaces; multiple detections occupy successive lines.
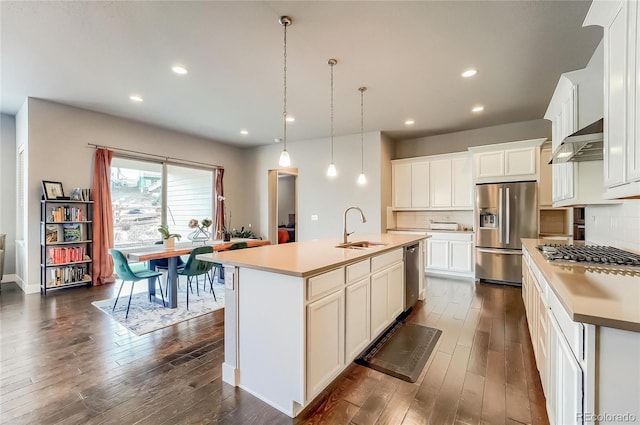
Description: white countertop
xmin=197 ymin=233 xmax=428 ymax=278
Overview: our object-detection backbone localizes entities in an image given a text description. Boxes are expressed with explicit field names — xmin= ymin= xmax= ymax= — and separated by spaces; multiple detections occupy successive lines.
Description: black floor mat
xmin=355 ymin=321 xmax=442 ymax=383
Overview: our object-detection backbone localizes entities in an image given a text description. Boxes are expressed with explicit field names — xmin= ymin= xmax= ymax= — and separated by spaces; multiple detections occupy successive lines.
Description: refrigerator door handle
xmin=498 ymin=187 xmax=503 ymax=244
xmin=506 ymin=187 xmax=510 ymax=244
xmin=476 ymin=248 xmax=522 ymax=255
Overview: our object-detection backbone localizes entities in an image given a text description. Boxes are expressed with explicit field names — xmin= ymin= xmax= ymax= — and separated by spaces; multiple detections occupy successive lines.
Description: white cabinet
xmin=547 ymin=309 xmax=583 ymax=425
xmin=371 ymin=265 xmax=404 ymax=336
xmin=452 ymin=156 xmax=473 ymax=208
xmin=429 ymin=159 xmax=452 ymax=207
xmin=306 ymin=289 xmax=345 ymax=399
xmin=426 ymin=239 xmax=449 ymax=270
xmin=586 ymin=0 xmax=640 ymax=198
xmin=411 ymin=162 xmax=430 ymax=208
xmin=449 ymin=240 xmax=473 ymax=273
xmin=425 ymin=232 xmax=474 ymax=278
xmin=345 ymin=276 xmax=370 ymax=363
xmin=392 ymin=153 xmax=472 ymax=210
xmin=505 ymin=147 xmax=537 ymax=176
xmin=392 ymin=162 xmax=412 ymax=208
xmin=370 ymin=270 xmax=389 ymax=337
xmin=475 ymin=151 xmax=505 ymax=179
xmin=544 ymin=43 xmax=613 ymax=207
xmin=371 ymin=250 xmax=404 ymax=336
xmin=392 ymin=161 xmax=429 ymax=208
xmin=386 ymin=262 xmax=404 ymax=321
xmin=469 ymin=139 xmax=545 ymax=184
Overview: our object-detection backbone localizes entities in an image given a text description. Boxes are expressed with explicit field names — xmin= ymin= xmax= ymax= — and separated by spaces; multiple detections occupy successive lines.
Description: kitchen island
xmin=197 ymin=233 xmax=427 ymax=417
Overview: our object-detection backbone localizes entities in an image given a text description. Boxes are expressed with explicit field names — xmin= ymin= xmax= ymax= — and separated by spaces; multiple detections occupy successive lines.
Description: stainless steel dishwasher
xmin=404 ymin=243 xmax=420 ymax=314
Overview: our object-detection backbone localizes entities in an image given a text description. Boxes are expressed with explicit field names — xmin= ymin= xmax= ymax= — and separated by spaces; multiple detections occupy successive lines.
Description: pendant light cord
xmin=330 ymin=60 xmax=335 ymax=162
xmin=360 ymin=87 xmax=365 ymax=174
xmin=282 ymin=21 xmax=288 ymax=152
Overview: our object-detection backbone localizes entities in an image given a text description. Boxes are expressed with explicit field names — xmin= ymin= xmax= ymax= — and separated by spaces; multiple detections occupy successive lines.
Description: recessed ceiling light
xmin=240 ymin=130 xmax=249 ymax=135
xmin=404 ymin=119 xmax=415 ymax=126
xmin=285 ymin=116 xmax=295 ymax=122
xmin=274 ymin=138 xmax=282 ymax=143
xmin=172 ymin=65 xmax=188 ymax=75
xmin=129 ymin=95 xmax=143 ymax=102
xmin=462 ymin=69 xmax=478 ymax=78
xmin=472 ymin=105 xmax=485 ymax=113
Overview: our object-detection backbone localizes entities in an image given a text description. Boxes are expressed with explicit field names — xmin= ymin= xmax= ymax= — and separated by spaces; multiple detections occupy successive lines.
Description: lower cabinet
xmin=546 ymin=309 xmax=583 ymax=425
xmin=371 ymin=261 xmax=404 ymax=338
xmin=522 ymin=246 xmax=586 ymax=425
xmin=307 ymin=248 xmax=405 ymax=400
xmin=426 ymin=232 xmax=474 ymax=277
xmin=345 ymin=277 xmax=371 ymax=363
xmin=306 ymin=289 xmax=345 ymax=399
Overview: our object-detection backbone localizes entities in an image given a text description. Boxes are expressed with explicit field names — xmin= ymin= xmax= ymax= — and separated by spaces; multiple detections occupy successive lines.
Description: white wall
xmin=277 ymin=175 xmax=295 ymax=226
xmin=394 ymin=119 xmax=551 ymax=158
xmin=21 ymin=98 xmax=249 ymax=293
xmin=245 ymin=131 xmax=385 ymax=241
xmin=0 ymin=113 xmax=17 ymax=279
xmin=586 ymin=201 xmax=640 ymax=253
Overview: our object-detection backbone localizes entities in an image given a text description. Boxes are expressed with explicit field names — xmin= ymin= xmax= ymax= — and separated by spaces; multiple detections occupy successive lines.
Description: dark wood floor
xmin=0 ymin=276 xmax=549 ymax=425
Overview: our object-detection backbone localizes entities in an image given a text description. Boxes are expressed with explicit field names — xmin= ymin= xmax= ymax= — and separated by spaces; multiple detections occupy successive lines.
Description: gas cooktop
xmin=537 ymin=244 xmax=640 ymax=268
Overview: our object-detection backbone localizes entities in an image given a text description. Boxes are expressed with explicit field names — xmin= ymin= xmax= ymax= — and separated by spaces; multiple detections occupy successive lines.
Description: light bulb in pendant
xmin=357 ymin=173 xmax=367 ymax=185
xmin=279 ymin=150 xmax=291 ymax=167
xmin=327 ymin=163 xmax=337 ymax=177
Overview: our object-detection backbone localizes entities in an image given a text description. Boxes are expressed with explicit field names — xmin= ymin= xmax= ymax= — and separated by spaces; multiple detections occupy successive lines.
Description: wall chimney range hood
xmin=549 ymin=118 xmax=603 ymax=164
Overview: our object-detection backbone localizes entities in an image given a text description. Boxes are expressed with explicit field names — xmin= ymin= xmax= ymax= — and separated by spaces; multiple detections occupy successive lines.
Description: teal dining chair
xmin=177 ymin=246 xmax=215 ymax=310
xmin=109 ymin=249 xmax=164 ymax=319
xmin=209 ymin=241 xmax=250 ymax=288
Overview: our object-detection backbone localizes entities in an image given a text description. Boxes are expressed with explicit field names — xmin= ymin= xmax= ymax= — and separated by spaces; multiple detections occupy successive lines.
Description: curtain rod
xmin=87 ymin=143 xmax=223 ymax=169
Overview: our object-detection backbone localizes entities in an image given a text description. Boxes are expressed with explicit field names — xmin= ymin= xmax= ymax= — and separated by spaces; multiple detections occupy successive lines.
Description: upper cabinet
xmin=544 ymin=41 xmax=614 ymax=207
xmin=585 ymin=0 xmax=640 ymax=198
xmin=469 ymin=138 xmax=545 ymax=184
xmin=392 ymin=161 xmax=429 ymax=208
xmin=391 ymin=152 xmax=472 ymax=210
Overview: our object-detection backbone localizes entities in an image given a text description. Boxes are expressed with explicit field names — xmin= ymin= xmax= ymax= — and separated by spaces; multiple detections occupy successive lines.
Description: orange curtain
xmin=214 ymin=168 xmax=225 ymax=239
xmin=92 ymin=148 xmax=115 ymax=285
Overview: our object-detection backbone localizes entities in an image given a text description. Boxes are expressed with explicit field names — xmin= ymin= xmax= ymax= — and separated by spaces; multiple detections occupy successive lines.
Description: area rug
xmin=92 ymin=280 xmax=225 ymax=336
xmin=356 ymin=321 xmax=442 ymax=383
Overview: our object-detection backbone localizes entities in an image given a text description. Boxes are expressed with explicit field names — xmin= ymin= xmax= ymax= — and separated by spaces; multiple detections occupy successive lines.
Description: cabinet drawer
xmin=427 ymin=232 xmax=473 ymax=241
xmin=346 ymin=259 xmax=370 ymax=283
xmin=307 ymin=267 xmax=345 ymax=301
xmin=371 ymin=248 xmax=403 ymax=272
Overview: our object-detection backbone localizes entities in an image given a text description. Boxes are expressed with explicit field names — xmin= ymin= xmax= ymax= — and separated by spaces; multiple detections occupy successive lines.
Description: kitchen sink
xmin=335 ymin=241 xmax=389 ymax=249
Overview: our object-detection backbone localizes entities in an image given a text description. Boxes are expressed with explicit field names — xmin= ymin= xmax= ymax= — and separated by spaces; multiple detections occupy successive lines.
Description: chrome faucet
xmin=343 ymin=206 xmax=367 ymax=244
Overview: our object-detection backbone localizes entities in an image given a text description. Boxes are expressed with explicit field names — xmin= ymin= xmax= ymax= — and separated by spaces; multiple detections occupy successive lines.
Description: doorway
xmin=268 ymin=169 xmax=298 ymax=245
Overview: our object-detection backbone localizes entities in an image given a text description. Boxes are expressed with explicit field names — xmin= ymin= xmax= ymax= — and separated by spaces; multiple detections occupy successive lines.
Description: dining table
xmin=124 ymin=238 xmax=271 ymax=308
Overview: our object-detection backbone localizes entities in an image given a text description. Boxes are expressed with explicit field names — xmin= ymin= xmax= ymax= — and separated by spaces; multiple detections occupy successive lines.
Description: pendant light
xmin=357 ymin=86 xmax=367 ymax=185
xmin=327 ymin=58 xmax=338 ymax=177
xmin=278 ymin=16 xmax=292 ymax=167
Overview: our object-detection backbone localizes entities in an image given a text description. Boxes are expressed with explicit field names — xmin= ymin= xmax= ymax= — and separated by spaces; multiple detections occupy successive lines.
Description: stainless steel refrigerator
xmin=475 ymin=181 xmax=538 ymax=285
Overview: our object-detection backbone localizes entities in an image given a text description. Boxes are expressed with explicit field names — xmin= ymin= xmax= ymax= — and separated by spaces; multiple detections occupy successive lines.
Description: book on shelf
xmin=47 ymin=246 xmax=88 ymax=264
xmin=48 ymin=205 xmax=85 ymax=222
xmin=63 ymin=223 xmax=82 ymax=242
xmin=43 ymin=224 xmax=62 ymax=243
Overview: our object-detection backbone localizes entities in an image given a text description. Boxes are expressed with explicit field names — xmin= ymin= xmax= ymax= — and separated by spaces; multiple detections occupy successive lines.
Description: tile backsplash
xmin=393 ymin=210 xmax=474 ymax=231
xmin=585 ymin=200 xmax=640 ymax=253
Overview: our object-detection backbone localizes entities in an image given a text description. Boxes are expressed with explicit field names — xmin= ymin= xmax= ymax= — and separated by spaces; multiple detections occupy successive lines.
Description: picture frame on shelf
xmin=42 ymin=180 xmax=64 ymax=200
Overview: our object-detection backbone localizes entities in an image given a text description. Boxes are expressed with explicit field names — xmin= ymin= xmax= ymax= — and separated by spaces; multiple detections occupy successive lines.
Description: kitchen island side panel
xmin=237 ymin=268 xmax=305 ymax=416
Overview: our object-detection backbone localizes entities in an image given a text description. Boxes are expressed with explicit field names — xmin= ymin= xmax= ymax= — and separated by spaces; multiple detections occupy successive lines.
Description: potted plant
xmin=157 ymin=224 xmax=182 ymax=249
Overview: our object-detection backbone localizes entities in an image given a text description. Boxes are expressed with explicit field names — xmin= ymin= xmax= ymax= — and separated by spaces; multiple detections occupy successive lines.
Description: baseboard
xmin=1 ymin=274 xmax=17 ymax=284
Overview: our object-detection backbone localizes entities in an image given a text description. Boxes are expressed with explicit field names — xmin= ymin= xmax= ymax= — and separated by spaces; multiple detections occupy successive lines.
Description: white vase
xmin=164 ymin=237 xmax=176 ymax=249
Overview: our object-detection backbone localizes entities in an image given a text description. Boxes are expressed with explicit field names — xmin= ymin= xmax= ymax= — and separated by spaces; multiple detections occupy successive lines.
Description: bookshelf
xmin=40 ymin=199 xmax=93 ymax=295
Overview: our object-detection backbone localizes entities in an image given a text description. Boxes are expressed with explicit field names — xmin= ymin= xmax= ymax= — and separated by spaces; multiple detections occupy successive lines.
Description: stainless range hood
xmin=549 ymin=118 xmax=603 ymax=164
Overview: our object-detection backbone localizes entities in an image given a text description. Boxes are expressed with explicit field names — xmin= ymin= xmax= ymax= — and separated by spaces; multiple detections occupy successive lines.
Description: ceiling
xmin=0 ymin=1 xmax=602 ymax=148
